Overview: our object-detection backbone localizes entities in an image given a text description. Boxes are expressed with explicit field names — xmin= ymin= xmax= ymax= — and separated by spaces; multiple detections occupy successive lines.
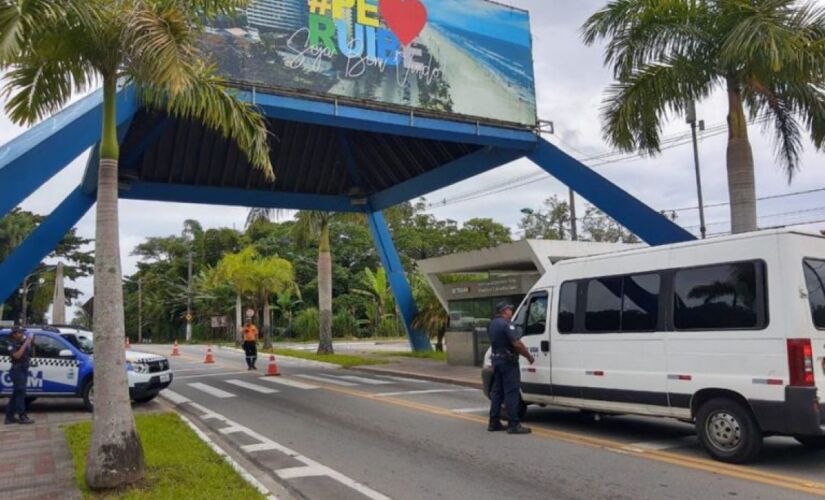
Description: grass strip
xmin=264 ymin=348 xmax=389 ymax=367
xmin=64 ymin=412 xmax=266 ymax=500
xmin=384 ymin=350 xmax=448 ymax=361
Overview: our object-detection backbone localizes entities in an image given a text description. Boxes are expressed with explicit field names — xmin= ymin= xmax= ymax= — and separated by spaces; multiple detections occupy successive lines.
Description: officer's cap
xmin=496 ymin=302 xmax=514 ymax=314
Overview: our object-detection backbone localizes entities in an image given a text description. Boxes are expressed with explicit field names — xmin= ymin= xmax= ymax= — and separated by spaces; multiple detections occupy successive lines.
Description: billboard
xmin=203 ymin=0 xmax=537 ymax=128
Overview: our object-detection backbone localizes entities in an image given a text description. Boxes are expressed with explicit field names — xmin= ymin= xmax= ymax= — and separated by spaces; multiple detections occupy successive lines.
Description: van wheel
xmin=696 ymin=398 xmax=762 ymax=464
xmin=81 ymin=381 xmax=94 ymax=412
xmin=794 ymin=435 xmax=825 ymax=449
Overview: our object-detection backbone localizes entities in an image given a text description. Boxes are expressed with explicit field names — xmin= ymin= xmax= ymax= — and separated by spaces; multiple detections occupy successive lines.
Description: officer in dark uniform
xmin=487 ymin=302 xmax=534 ymax=434
xmin=5 ymin=326 xmax=35 ymax=425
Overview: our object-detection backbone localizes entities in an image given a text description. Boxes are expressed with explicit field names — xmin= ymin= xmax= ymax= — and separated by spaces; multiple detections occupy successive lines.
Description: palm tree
xmin=582 ymin=0 xmax=825 ymax=234
xmin=354 ymin=267 xmax=395 ymax=334
xmin=411 ymin=274 xmax=449 ymax=352
xmin=0 ymin=1 xmax=272 ymax=489
xmin=252 ymin=256 xmax=295 ymax=349
xmin=216 ymin=248 xmax=259 ymax=342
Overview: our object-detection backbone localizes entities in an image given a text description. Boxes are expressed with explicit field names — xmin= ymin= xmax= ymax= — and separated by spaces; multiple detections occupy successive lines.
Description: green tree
xmin=411 ymin=274 xmax=449 ymax=352
xmin=215 ymin=247 xmax=259 ymax=341
xmin=251 ymin=256 xmax=295 ymax=348
xmin=583 ymin=0 xmax=825 ymax=234
xmin=519 ymin=195 xmax=572 ymax=240
xmin=0 ymin=0 xmax=273 ymax=488
xmin=353 ymin=267 xmax=394 ymax=334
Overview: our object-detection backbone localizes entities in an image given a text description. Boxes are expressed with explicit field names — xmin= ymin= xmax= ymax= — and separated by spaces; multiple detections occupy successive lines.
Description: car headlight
xmin=131 ymin=362 xmax=150 ymax=374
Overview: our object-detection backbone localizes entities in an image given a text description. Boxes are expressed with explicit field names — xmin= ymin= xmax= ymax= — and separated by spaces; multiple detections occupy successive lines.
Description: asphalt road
xmin=139 ymin=344 xmax=825 ymax=500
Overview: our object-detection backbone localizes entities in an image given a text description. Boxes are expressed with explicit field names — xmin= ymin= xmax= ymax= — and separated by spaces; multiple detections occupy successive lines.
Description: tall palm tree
xmin=252 ymin=256 xmax=295 ymax=349
xmin=582 ymin=0 xmax=825 ymax=234
xmin=353 ymin=267 xmax=394 ymax=333
xmin=0 ymin=0 xmax=272 ymax=490
xmin=216 ymin=247 xmax=260 ymax=342
xmin=411 ymin=274 xmax=449 ymax=352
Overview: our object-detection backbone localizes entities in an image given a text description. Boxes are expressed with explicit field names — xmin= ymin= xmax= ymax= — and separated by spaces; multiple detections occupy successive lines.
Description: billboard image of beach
xmin=202 ymin=0 xmax=537 ymax=127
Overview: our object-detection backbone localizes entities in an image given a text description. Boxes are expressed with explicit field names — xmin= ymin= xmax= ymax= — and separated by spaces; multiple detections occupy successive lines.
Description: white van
xmin=482 ymin=229 xmax=825 ymax=463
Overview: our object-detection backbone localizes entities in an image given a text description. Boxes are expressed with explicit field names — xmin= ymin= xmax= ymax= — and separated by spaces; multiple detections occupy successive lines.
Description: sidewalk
xmin=354 ymin=357 xmax=482 ymax=388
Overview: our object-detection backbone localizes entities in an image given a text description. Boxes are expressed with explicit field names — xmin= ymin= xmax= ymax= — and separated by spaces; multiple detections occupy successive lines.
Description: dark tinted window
xmin=673 ymin=262 xmax=765 ymax=330
xmin=803 ymin=259 xmax=825 ymax=329
xmin=524 ymin=293 xmax=549 ymax=336
xmin=622 ymin=274 xmax=660 ymax=331
xmin=558 ymin=282 xmax=577 ymax=333
xmin=33 ymin=334 xmax=69 ymax=358
xmin=585 ymin=277 xmax=622 ymax=332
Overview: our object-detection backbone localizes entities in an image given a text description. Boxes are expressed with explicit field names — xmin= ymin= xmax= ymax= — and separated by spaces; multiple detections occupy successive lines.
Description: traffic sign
xmin=245 ymin=308 xmax=255 ymax=319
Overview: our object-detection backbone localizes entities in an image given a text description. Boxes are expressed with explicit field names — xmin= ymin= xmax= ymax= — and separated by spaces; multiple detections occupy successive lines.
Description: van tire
xmin=696 ymin=398 xmax=762 ymax=464
xmin=794 ymin=435 xmax=825 ymax=449
xmin=81 ymin=381 xmax=94 ymax=412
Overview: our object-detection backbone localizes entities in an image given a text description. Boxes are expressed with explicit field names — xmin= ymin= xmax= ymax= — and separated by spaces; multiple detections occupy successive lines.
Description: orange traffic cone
xmin=125 ymin=337 xmax=131 ymax=350
xmin=171 ymin=341 xmax=180 ymax=357
xmin=204 ymin=346 xmax=215 ymax=364
xmin=266 ymin=355 xmax=280 ymax=377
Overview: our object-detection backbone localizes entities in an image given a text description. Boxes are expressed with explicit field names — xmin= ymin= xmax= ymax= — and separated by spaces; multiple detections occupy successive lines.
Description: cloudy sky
xmin=4 ymin=0 xmax=825 ymax=319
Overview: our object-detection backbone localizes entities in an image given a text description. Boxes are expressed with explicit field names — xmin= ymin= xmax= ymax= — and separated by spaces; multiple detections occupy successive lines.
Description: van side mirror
xmin=58 ymin=349 xmax=74 ymax=358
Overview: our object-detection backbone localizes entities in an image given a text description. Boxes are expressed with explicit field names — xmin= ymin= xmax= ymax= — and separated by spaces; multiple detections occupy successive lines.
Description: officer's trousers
xmin=489 ymin=359 xmax=521 ymax=427
xmin=243 ymin=341 xmax=258 ymax=369
xmin=5 ymin=365 xmax=28 ymax=420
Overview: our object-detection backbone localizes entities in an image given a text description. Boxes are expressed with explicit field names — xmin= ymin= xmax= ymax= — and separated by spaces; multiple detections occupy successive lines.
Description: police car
xmin=0 ymin=327 xmax=173 ymax=411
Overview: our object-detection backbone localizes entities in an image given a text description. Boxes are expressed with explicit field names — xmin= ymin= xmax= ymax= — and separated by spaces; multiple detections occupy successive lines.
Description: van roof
xmin=554 ymin=228 xmax=823 ymax=268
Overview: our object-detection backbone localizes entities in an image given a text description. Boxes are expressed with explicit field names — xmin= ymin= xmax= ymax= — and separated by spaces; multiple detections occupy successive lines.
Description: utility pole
xmin=569 ymin=188 xmax=578 ymax=241
xmin=20 ymin=275 xmax=29 ymax=326
xmin=186 ymin=245 xmax=193 ymax=342
xmin=138 ymin=277 xmax=143 ymax=344
xmin=687 ymin=101 xmax=707 ymax=239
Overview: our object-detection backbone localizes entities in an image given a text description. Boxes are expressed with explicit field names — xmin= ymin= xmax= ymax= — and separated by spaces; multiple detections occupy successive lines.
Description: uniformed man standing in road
xmin=487 ymin=302 xmax=534 ymax=434
xmin=242 ymin=319 xmax=259 ymax=371
xmin=5 ymin=326 xmax=35 ymax=425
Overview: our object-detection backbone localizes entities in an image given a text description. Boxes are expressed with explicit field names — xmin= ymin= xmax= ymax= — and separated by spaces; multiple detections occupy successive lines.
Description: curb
xmin=352 ymin=365 xmax=482 ymax=390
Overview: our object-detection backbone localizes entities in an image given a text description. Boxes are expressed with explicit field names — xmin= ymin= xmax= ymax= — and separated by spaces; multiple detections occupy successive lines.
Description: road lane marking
xmin=296 ymin=374 xmax=359 ymax=386
xmin=276 ymin=465 xmax=327 ymax=479
xmin=242 ymin=442 xmax=281 ymax=453
xmin=373 ymin=375 xmax=429 ymax=384
xmin=451 ymin=407 xmax=489 ymax=414
xmin=310 ymin=383 xmax=825 ymax=497
xmin=160 ymin=389 xmax=191 ymax=405
xmin=332 ymin=375 xmax=393 ymax=385
xmin=374 ymin=388 xmax=476 ymax=397
xmin=188 ymin=383 xmax=235 ymax=399
xmin=258 ymin=377 xmax=319 ymax=390
xmin=626 ymin=437 xmax=696 ymax=451
xmin=225 ymin=380 xmax=279 ymax=394
xmin=175 ymin=370 xmax=252 ymax=380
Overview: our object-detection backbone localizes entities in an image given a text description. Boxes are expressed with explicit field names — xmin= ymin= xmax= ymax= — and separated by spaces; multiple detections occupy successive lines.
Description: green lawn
xmin=64 ymin=413 xmax=265 ymax=500
xmin=264 ymin=348 xmax=389 ymax=367
xmin=385 ymin=350 xmax=448 ymax=361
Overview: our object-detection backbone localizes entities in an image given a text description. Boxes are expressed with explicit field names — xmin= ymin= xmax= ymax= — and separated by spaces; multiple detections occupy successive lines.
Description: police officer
xmin=487 ymin=302 xmax=534 ymax=434
xmin=242 ymin=319 xmax=259 ymax=370
xmin=5 ymin=326 xmax=34 ymax=425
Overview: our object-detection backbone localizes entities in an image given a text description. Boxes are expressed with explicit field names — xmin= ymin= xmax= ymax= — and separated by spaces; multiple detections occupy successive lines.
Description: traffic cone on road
xmin=125 ymin=337 xmax=131 ymax=350
xmin=265 ymin=355 xmax=280 ymax=377
xmin=204 ymin=346 xmax=215 ymax=364
xmin=171 ymin=341 xmax=180 ymax=357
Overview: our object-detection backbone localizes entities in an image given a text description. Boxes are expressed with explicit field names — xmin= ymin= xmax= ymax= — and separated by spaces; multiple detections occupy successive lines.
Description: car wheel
xmin=133 ymin=394 xmax=157 ymax=404
xmin=794 ymin=435 xmax=825 ymax=449
xmin=81 ymin=381 xmax=94 ymax=412
xmin=696 ymin=398 xmax=762 ymax=464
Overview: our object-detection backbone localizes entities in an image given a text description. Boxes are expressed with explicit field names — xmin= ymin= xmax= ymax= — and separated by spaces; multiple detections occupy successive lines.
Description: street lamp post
xmin=19 ymin=275 xmax=45 ymax=326
xmin=182 ymin=227 xmax=195 ymax=343
xmin=686 ymin=101 xmax=708 ymax=239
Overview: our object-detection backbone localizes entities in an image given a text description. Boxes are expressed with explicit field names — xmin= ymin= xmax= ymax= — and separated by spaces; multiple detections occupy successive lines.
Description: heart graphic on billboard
xmin=380 ymin=0 xmax=428 ymax=46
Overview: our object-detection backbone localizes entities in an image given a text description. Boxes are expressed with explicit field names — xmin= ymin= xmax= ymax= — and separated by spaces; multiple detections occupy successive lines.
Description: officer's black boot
xmin=17 ymin=414 xmax=34 ymax=425
xmin=507 ymin=424 xmax=532 ymax=435
xmin=487 ymin=419 xmax=506 ymax=432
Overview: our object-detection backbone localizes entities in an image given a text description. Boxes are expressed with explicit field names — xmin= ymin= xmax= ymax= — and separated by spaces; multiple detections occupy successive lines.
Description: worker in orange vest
xmin=242 ymin=319 xmax=259 ymax=370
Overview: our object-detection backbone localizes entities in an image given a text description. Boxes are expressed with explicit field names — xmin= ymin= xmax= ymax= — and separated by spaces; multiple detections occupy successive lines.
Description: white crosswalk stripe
xmin=258 ymin=377 xmax=320 ymax=390
xmin=225 ymin=379 xmax=279 ymax=394
xmin=295 ymin=374 xmax=358 ymax=386
xmin=373 ymin=375 xmax=429 ymax=384
xmin=188 ymin=382 xmax=236 ymax=398
xmin=329 ymin=375 xmax=393 ymax=385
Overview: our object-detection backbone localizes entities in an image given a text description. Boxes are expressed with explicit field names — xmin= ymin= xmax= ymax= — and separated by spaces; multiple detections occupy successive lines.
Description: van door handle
xmin=540 ymin=341 xmax=550 ymax=353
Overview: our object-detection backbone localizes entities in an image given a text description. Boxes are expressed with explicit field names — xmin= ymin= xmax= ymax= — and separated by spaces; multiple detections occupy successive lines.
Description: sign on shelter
xmin=202 ymin=0 xmax=537 ymax=127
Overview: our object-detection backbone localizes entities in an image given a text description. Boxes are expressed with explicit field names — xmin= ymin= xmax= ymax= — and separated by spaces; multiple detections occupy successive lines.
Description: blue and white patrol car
xmin=0 ymin=327 xmax=173 ymax=411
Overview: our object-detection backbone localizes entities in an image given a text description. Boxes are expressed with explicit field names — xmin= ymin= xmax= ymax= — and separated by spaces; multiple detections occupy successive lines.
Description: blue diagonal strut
xmin=0 ymin=186 xmax=95 ymax=303
xmin=367 ymin=211 xmax=433 ymax=352
xmin=528 ymin=138 xmax=696 ymax=246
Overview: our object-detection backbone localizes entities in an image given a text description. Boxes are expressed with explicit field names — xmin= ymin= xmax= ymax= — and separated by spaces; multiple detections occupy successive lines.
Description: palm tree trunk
xmin=235 ymin=292 xmax=242 ymax=344
xmin=726 ymin=81 xmax=758 ymax=234
xmin=263 ymin=295 xmax=272 ymax=349
xmin=85 ymin=78 xmax=145 ymax=490
xmin=317 ymin=219 xmax=333 ymax=355
xmin=0 ymin=303 xmax=5 ymax=321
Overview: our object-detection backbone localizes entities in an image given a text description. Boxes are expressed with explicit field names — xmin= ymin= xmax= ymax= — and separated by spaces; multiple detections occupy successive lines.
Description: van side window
xmin=558 ymin=282 xmax=577 ymax=333
xmin=622 ymin=274 xmax=660 ymax=331
xmin=673 ymin=261 xmax=766 ymax=330
xmin=585 ymin=277 xmax=622 ymax=332
xmin=803 ymin=259 xmax=825 ymax=329
xmin=523 ymin=292 xmax=549 ymax=336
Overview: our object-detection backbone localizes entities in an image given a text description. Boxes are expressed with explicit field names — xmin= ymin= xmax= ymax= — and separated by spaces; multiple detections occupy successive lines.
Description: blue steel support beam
xmin=0 ymin=187 xmax=95 ymax=303
xmin=0 ymin=87 xmax=138 ymax=216
xmin=367 ymin=210 xmax=432 ymax=352
xmin=120 ymin=182 xmax=361 ymax=213
xmin=244 ymin=91 xmax=538 ymax=151
xmin=369 ymin=147 xmax=525 ymax=211
xmin=528 ymin=138 xmax=696 ymax=246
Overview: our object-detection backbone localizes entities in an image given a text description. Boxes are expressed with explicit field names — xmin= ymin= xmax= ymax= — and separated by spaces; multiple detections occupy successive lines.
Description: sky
xmin=3 ymin=0 xmax=825 ymax=320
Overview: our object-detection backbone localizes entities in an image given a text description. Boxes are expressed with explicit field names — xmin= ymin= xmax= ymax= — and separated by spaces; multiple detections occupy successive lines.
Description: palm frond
xmin=140 ymin=62 xmax=273 ymax=177
xmin=0 ymin=0 xmax=91 ymax=64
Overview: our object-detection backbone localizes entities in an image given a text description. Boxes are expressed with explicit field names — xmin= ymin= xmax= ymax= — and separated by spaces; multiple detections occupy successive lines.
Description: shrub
xmin=332 ymin=312 xmax=360 ymax=338
xmin=292 ymin=308 xmax=320 ymax=340
xmin=376 ymin=316 xmax=404 ymax=338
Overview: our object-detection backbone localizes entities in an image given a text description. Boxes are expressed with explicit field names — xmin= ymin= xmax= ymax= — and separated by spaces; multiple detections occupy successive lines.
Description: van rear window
xmin=803 ymin=259 xmax=825 ymax=329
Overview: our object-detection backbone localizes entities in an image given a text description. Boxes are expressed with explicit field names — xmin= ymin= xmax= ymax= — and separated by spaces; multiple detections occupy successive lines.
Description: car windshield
xmin=64 ymin=334 xmax=94 ymax=355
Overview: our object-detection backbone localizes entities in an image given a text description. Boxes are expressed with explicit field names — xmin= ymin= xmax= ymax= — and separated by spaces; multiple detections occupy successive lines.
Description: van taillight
xmin=787 ymin=339 xmax=815 ymax=387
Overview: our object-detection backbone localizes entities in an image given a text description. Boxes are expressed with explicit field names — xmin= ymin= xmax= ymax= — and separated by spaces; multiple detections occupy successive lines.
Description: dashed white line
xmin=331 ymin=375 xmax=393 ymax=385
xmin=373 ymin=375 xmax=429 ymax=384
xmin=296 ymin=374 xmax=359 ymax=386
xmin=225 ymin=379 xmax=279 ymax=394
xmin=375 ymin=388 xmax=476 ymax=397
xmin=188 ymin=382 xmax=236 ymax=398
xmin=160 ymin=389 xmax=191 ymax=405
xmin=258 ymin=377 xmax=320 ymax=390
xmin=276 ymin=465 xmax=328 ymax=479
xmin=451 ymin=407 xmax=489 ymax=414
xmin=176 ymin=370 xmax=251 ymax=380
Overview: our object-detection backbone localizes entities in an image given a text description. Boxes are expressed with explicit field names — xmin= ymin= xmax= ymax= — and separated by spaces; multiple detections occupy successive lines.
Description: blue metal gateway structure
xmin=0 ymin=0 xmax=695 ymax=351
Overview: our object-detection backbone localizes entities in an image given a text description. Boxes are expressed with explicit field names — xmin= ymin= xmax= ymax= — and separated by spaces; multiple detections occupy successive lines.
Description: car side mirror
xmin=58 ymin=349 xmax=74 ymax=358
